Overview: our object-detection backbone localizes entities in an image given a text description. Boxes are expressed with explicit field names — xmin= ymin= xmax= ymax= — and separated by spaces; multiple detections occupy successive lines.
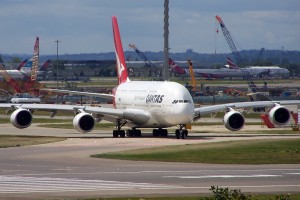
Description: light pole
xmin=54 ymin=40 xmax=61 ymax=89
xmin=163 ymin=0 xmax=170 ymax=81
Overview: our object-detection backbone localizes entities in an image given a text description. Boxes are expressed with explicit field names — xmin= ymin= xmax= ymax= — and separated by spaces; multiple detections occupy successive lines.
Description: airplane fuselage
xmin=4 ymin=70 xmax=26 ymax=79
xmin=114 ymin=81 xmax=194 ymax=128
xmin=192 ymin=66 xmax=289 ymax=79
xmin=0 ymin=70 xmax=49 ymax=80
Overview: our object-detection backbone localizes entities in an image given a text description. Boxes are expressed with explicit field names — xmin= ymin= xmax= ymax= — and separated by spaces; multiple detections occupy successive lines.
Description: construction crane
xmin=129 ymin=43 xmax=159 ymax=78
xmin=187 ymin=59 xmax=197 ymax=93
xmin=0 ymin=64 xmax=21 ymax=93
xmin=24 ymin=37 xmax=44 ymax=94
xmin=30 ymin=37 xmax=39 ymax=81
xmin=0 ymin=37 xmax=43 ymax=97
xmin=216 ymin=15 xmax=242 ymax=66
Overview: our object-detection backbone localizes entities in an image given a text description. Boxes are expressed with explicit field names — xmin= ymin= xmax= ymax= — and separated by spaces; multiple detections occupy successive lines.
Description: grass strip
xmin=92 ymin=139 xmax=300 ymax=164
xmin=0 ymin=135 xmax=66 ymax=148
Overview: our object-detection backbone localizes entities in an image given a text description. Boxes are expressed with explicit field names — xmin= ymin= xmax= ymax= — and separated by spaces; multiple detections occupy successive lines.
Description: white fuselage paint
xmin=191 ymin=66 xmax=289 ymax=79
xmin=114 ymin=81 xmax=194 ymax=128
xmin=0 ymin=70 xmax=49 ymax=80
xmin=3 ymin=70 xmax=26 ymax=79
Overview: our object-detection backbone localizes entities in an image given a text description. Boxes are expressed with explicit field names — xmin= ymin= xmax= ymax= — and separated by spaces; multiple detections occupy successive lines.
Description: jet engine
xmin=223 ymin=109 xmax=245 ymax=131
xmin=73 ymin=112 xmax=95 ymax=133
xmin=268 ymin=105 xmax=290 ymax=126
xmin=10 ymin=108 xmax=32 ymax=129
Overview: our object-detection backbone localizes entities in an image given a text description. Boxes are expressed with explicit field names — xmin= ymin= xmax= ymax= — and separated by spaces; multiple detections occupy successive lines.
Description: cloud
xmin=0 ymin=0 xmax=299 ymax=54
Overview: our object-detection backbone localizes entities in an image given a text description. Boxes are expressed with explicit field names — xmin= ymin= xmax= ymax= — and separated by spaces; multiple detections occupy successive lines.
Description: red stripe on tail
xmin=112 ymin=16 xmax=129 ymax=85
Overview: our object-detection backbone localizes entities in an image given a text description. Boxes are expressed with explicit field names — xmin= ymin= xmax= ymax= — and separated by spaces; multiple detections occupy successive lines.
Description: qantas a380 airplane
xmin=0 ymin=16 xmax=299 ymax=139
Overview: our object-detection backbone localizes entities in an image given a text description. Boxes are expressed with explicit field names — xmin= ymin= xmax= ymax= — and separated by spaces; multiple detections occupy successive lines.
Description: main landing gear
xmin=112 ymin=119 xmax=126 ymax=138
xmin=112 ymin=120 xmax=188 ymax=139
xmin=126 ymin=128 xmax=142 ymax=137
xmin=113 ymin=120 xmax=142 ymax=138
xmin=175 ymin=125 xmax=188 ymax=139
xmin=152 ymin=128 xmax=168 ymax=137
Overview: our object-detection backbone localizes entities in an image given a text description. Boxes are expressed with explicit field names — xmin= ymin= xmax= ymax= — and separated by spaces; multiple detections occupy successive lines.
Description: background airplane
xmin=0 ymin=16 xmax=299 ymax=140
xmin=0 ymin=59 xmax=52 ymax=80
xmin=19 ymin=58 xmax=52 ymax=77
xmin=0 ymin=59 xmax=29 ymax=79
xmin=225 ymin=58 xmax=290 ymax=78
xmin=0 ymin=37 xmax=51 ymax=80
xmin=170 ymin=58 xmax=290 ymax=79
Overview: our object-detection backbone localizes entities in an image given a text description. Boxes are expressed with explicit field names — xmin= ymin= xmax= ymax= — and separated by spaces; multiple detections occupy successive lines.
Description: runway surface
xmin=0 ymin=124 xmax=300 ymax=199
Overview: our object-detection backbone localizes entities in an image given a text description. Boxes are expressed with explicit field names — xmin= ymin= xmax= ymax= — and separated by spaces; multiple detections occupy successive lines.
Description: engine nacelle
xmin=223 ymin=110 xmax=245 ymax=131
xmin=10 ymin=108 xmax=32 ymax=129
xmin=269 ymin=105 xmax=290 ymax=126
xmin=73 ymin=113 xmax=95 ymax=133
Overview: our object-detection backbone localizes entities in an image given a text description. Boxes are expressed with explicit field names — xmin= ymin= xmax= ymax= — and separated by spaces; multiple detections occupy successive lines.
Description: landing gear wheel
xmin=175 ymin=130 xmax=180 ymax=139
xmin=113 ymin=130 xmax=125 ymax=138
xmin=153 ymin=129 xmax=159 ymax=137
xmin=175 ymin=125 xmax=188 ymax=139
xmin=120 ymin=130 xmax=125 ymax=137
xmin=113 ymin=119 xmax=127 ymax=138
xmin=180 ymin=130 xmax=187 ymax=139
xmin=153 ymin=129 xmax=168 ymax=137
xmin=113 ymin=130 xmax=118 ymax=138
xmin=126 ymin=129 xmax=142 ymax=137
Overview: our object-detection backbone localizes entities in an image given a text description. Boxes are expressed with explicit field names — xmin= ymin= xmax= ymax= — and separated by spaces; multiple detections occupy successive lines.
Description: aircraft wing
xmin=40 ymin=88 xmax=114 ymax=99
xmin=0 ymin=103 xmax=150 ymax=125
xmin=194 ymin=100 xmax=300 ymax=117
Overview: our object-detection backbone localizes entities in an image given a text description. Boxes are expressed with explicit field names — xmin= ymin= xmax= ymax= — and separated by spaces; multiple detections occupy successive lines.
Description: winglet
xmin=112 ymin=16 xmax=129 ymax=85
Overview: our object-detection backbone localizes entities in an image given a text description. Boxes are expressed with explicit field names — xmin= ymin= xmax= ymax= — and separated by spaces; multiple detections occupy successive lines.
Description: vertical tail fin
xmin=17 ymin=59 xmax=29 ymax=71
xmin=226 ymin=57 xmax=238 ymax=69
xmin=169 ymin=58 xmax=187 ymax=75
xmin=40 ymin=59 xmax=51 ymax=71
xmin=112 ymin=16 xmax=129 ymax=84
xmin=20 ymin=57 xmax=33 ymax=73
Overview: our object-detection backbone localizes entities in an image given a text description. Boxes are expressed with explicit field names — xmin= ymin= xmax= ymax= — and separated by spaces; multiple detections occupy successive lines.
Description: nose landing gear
xmin=175 ymin=124 xmax=188 ymax=139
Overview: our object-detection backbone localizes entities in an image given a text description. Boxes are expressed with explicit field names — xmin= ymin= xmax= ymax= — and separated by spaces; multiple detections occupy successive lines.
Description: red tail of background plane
xmin=169 ymin=58 xmax=187 ymax=75
xmin=226 ymin=57 xmax=238 ymax=69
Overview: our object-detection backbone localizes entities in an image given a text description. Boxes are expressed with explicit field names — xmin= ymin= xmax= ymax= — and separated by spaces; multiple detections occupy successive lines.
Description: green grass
xmin=92 ymin=139 xmax=300 ymax=164
xmin=0 ymin=135 xmax=66 ymax=148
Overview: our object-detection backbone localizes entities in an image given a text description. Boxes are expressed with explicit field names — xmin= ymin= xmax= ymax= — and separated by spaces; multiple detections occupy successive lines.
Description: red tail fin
xmin=226 ymin=57 xmax=238 ymax=69
xmin=17 ymin=59 xmax=29 ymax=70
xmin=40 ymin=59 xmax=51 ymax=71
xmin=169 ymin=58 xmax=187 ymax=75
xmin=112 ymin=16 xmax=129 ymax=84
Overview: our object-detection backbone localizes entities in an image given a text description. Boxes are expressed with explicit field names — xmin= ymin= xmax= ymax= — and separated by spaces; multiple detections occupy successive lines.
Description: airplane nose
xmin=172 ymin=101 xmax=194 ymax=124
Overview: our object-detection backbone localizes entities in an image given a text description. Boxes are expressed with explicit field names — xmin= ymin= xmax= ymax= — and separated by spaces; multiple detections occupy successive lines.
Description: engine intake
xmin=269 ymin=105 xmax=290 ymax=126
xmin=223 ymin=110 xmax=245 ymax=131
xmin=10 ymin=108 xmax=32 ymax=129
xmin=73 ymin=113 xmax=95 ymax=133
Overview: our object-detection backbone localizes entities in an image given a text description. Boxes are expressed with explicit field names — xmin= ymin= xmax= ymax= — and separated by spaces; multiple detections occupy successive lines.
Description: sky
xmin=0 ymin=0 xmax=299 ymax=55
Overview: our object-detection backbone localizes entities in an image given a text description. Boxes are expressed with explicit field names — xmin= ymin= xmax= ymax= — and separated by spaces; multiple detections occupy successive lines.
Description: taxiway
xmin=0 ymin=124 xmax=300 ymax=199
